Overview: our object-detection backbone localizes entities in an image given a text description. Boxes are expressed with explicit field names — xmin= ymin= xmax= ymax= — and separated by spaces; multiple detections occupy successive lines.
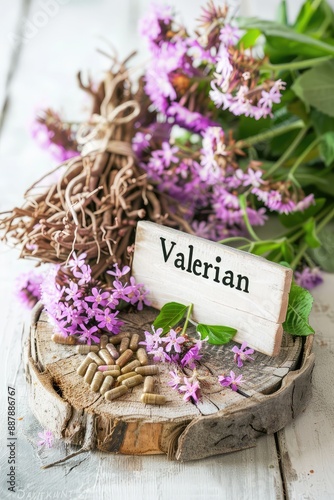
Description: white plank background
xmin=0 ymin=1 xmax=333 ymax=499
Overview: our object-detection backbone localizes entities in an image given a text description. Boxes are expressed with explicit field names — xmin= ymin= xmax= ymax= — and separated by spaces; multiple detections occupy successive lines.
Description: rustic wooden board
xmin=132 ymin=221 xmax=293 ymax=356
xmin=23 ymin=303 xmax=314 ymax=461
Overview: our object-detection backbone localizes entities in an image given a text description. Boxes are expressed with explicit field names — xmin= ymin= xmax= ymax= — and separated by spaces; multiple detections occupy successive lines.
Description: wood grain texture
xmin=133 ymin=221 xmax=293 ymax=355
xmin=277 ymin=274 xmax=334 ymax=500
xmin=24 ymin=305 xmax=313 ymax=462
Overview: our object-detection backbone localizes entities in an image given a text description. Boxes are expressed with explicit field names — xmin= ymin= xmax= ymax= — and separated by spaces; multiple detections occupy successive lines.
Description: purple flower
xmin=152 ymin=142 xmax=179 ymax=167
xmin=179 ymin=377 xmax=201 ymax=403
xmin=167 ymin=103 xmax=216 ymax=133
xmin=78 ymin=324 xmax=99 ymax=345
xmin=64 ymin=281 xmax=82 ymax=302
xmin=232 ymin=342 xmax=255 ymax=368
xmin=16 ymin=269 xmax=43 ymax=309
xmin=294 ymin=194 xmax=315 ymax=212
xmin=132 ymin=132 xmax=152 ymax=157
xmin=140 ymin=326 xmax=163 ymax=351
xmin=162 ymin=329 xmax=185 ymax=353
xmin=219 ymin=24 xmax=240 ymax=47
xmin=95 ymin=308 xmax=123 ymax=334
xmin=181 ymin=345 xmax=202 ymax=369
xmin=168 ymin=369 xmax=182 ymax=389
xmin=151 ymin=347 xmax=171 ymax=363
xmin=112 ymin=280 xmax=131 ymax=302
xmin=73 ymin=264 xmax=92 ymax=285
xmin=68 ymin=252 xmax=87 ymax=271
xmin=37 ymin=429 xmax=54 ymax=449
xmin=107 ymin=263 xmax=130 ymax=278
xmin=294 ymin=267 xmax=323 ymax=290
xmin=85 ymin=287 xmax=109 ymax=309
xmin=219 ymin=371 xmax=243 ymax=391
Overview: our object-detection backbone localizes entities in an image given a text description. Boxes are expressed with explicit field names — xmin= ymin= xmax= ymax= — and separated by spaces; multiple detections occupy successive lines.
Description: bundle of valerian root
xmin=0 ymin=58 xmax=192 ymax=279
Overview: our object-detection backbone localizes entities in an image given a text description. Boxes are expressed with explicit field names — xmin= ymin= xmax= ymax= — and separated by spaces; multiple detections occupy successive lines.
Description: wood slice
xmin=23 ymin=303 xmax=315 ymax=461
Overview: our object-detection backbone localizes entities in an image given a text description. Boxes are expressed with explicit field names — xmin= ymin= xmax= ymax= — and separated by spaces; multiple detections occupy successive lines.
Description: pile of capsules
xmin=75 ymin=332 xmax=166 ymax=405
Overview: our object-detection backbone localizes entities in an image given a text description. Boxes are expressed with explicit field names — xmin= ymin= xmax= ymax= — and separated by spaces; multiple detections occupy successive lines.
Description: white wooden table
xmin=0 ymin=1 xmax=334 ymax=498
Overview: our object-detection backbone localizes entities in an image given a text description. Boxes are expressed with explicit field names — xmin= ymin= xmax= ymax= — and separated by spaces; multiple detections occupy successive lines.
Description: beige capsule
xmin=98 ymin=349 xmax=114 ymax=365
xmin=115 ymin=349 xmax=133 ymax=367
xmin=136 ymin=348 xmax=148 ymax=366
xmin=76 ymin=345 xmax=99 ymax=354
xmin=100 ymin=334 xmax=109 ymax=349
xmin=105 ymin=385 xmax=128 ymax=401
xmin=76 ymin=356 xmax=93 ymax=377
xmin=143 ymin=376 xmax=155 ymax=394
xmin=108 ymin=332 xmax=131 ymax=345
xmin=121 ymin=360 xmax=141 ymax=374
xmin=141 ymin=393 xmax=166 ymax=405
xmin=102 ymin=370 xmax=121 ymax=378
xmin=106 ymin=343 xmax=119 ymax=359
xmin=135 ymin=365 xmax=159 ymax=376
xmin=121 ymin=374 xmax=144 ymax=388
xmin=129 ymin=334 xmax=140 ymax=351
xmin=117 ymin=371 xmax=138 ymax=383
xmin=100 ymin=375 xmax=114 ymax=395
xmin=119 ymin=337 xmax=130 ymax=354
xmin=84 ymin=363 xmax=98 ymax=384
xmin=88 ymin=352 xmax=104 ymax=366
xmin=51 ymin=334 xmax=77 ymax=345
xmin=90 ymin=372 xmax=104 ymax=392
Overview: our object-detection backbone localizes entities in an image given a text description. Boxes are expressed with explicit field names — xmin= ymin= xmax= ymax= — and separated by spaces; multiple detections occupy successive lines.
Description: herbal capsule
xmin=108 ymin=332 xmax=131 ymax=345
xmin=135 ymin=365 xmax=159 ymax=376
xmin=106 ymin=343 xmax=119 ymax=359
xmin=121 ymin=374 xmax=143 ymax=388
xmin=76 ymin=356 xmax=93 ymax=377
xmin=105 ymin=385 xmax=128 ymax=401
xmin=136 ymin=348 xmax=148 ymax=366
xmin=117 ymin=371 xmax=138 ymax=383
xmin=84 ymin=363 xmax=98 ymax=384
xmin=121 ymin=360 xmax=141 ymax=374
xmin=90 ymin=372 xmax=104 ymax=392
xmin=116 ymin=349 xmax=133 ymax=367
xmin=100 ymin=375 xmax=114 ymax=395
xmin=98 ymin=365 xmax=118 ymax=372
xmin=119 ymin=337 xmax=130 ymax=354
xmin=51 ymin=334 xmax=77 ymax=345
xmin=76 ymin=345 xmax=99 ymax=354
xmin=143 ymin=376 xmax=155 ymax=394
xmin=88 ymin=352 xmax=104 ymax=367
xmin=100 ymin=334 xmax=109 ymax=349
xmin=98 ymin=349 xmax=114 ymax=365
xmin=141 ymin=393 xmax=166 ymax=405
xmin=129 ymin=334 xmax=140 ymax=351
xmin=103 ymin=370 xmax=121 ymax=378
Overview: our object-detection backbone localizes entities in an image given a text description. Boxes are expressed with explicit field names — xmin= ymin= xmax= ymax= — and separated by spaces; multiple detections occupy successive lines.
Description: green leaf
xmin=292 ymin=60 xmax=334 ymax=117
xmin=309 ymin=223 xmax=334 ymax=271
xmin=238 ymin=18 xmax=334 ymax=56
xmin=153 ymin=302 xmax=187 ymax=334
xmin=238 ymin=29 xmax=262 ymax=49
xmin=250 ymin=239 xmax=285 ymax=256
xmin=311 ymin=110 xmax=334 ymax=165
xmin=283 ymin=284 xmax=315 ymax=336
xmin=279 ymin=198 xmax=326 ymax=227
xmin=303 ymin=218 xmax=322 ymax=248
xmin=196 ymin=324 xmax=237 ymax=345
xmin=276 ymin=0 xmax=288 ymax=26
xmin=320 ymin=132 xmax=334 ymax=166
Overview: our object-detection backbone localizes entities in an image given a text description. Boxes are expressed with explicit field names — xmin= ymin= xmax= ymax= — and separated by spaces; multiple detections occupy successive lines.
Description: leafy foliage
xmin=283 ymin=284 xmax=315 ymax=336
xmin=153 ymin=302 xmax=187 ymax=334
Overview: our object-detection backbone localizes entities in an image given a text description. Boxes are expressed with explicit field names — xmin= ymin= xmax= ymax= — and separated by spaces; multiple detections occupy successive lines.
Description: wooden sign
xmin=132 ymin=222 xmax=293 ymax=356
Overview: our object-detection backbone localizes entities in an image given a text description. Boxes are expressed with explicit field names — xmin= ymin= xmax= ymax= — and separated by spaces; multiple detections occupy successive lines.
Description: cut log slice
xmin=23 ymin=303 xmax=315 ymax=461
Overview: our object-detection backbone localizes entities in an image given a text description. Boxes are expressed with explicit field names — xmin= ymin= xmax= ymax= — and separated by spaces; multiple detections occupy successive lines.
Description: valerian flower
xmin=37 ymin=429 xmax=54 ymax=449
xmin=294 ymin=267 xmax=323 ymax=290
xmin=179 ymin=377 xmax=201 ymax=403
xmin=219 ymin=371 xmax=243 ymax=391
xmin=231 ymin=342 xmax=254 ymax=368
xmin=162 ymin=329 xmax=185 ymax=353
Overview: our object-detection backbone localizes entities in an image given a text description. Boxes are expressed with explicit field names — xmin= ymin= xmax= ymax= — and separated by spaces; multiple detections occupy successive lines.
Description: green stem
xmin=218 ymin=236 xmax=252 ymax=245
xmin=316 ymin=205 xmax=334 ymax=233
xmin=237 ymin=120 xmax=304 ymax=148
xmin=181 ymin=303 xmax=193 ymax=336
xmin=295 ymin=0 xmax=322 ymax=33
xmin=291 ymin=243 xmax=308 ymax=270
xmin=263 ymin=55 xmax=332 ymax=72
xmin=264 ymin=126 xmax=308 ymax=178
xmin=288 ymin=137 xmax=321 ymax=178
